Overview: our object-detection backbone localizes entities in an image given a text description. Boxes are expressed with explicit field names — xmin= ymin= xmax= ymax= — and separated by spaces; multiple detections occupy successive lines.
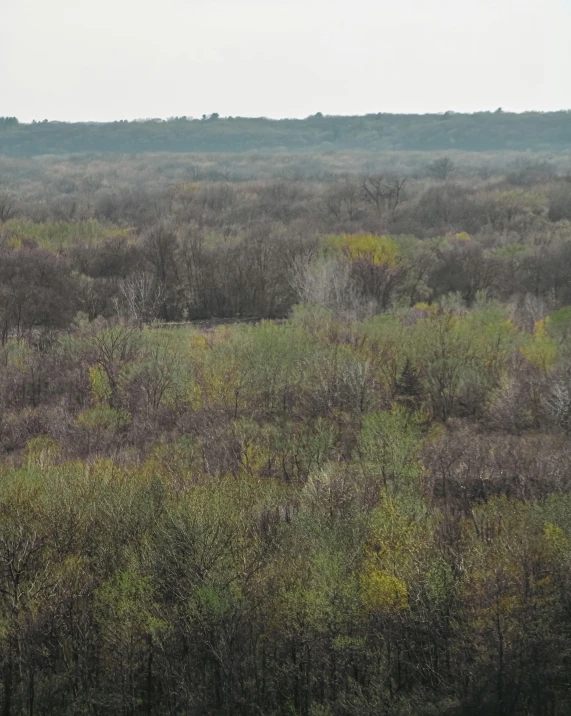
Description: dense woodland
xmin=1 ymin=111 xmax=571 ymax=155
xmin=1 ymin=148 xmax=571 ymax=714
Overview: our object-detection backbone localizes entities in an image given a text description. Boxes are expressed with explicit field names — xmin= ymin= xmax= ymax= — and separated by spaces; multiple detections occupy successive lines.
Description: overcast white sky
xmin=1 ymin=0 xmax=569 ymax=123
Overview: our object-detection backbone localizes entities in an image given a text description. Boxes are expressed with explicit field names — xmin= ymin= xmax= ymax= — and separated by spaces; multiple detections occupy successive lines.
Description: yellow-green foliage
xmin=25 ymin=436 xmax=59 ymax=468
xmin=3 ymin=219 xmax=132 ymax=252
xmin=177 ymin=182 xmax=201 ymax=193
xmin=542 ymin=521 xmax=568 ymax=559
xmin=326 ymin=233 xmax=400 ymax=266
xmin=361 ymin=568 xmax=408 ymax=612
xmin=495 ymin=190 xmax=547 ymax=215
xmin=357 ymin=406 xmax=425 ymax=492
xmin=457 ymin=497 xmax=567 ymax=649
xmin=545 ymin=307 xmax=571 ymax=344
xmin=363 ymin=303 xmax=518 ymax=420
xmin=521 ymin=320 xmax=558 ymax=371
xmin=231 ymin=418 xmax=273 ymax=476
xmin=89 ymin=365 xmax=112 ymax=407
xmin=76 ymin=408 xmax=132 ymax=430
xmin=495 ymin=243 xmax=529 ymax=259
xmin=3 ymin=339 xmax=34 ymax=372
xmin=413 ymin=302 xmax=437 ymax=313
xmin=95 ymin=569 xmax=168 ymax=641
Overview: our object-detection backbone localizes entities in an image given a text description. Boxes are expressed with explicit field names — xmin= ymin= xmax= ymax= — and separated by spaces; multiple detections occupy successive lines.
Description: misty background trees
xmin=2 ymin=111 xmax=571 ymax=155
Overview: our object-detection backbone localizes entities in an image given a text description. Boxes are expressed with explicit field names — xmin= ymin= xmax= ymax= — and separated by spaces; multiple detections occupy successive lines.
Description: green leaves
xmin=76 ymin=407 xmax=132 ymax=430
xmin=357 ymin=406 xmax=425 ymax=494
xmin=96 ymin=569 xmax=167 ymax=639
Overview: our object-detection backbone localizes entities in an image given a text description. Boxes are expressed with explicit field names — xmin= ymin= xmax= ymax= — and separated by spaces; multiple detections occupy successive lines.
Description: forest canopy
xmin=1 ymin=146 xmax=571 ymax=714
xmin=1 ymin=110 xmax=571 ymax=155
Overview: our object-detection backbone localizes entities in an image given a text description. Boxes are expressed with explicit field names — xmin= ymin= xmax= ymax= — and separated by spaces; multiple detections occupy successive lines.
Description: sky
xmin=1 ymin=0 xmax=569 ymax=123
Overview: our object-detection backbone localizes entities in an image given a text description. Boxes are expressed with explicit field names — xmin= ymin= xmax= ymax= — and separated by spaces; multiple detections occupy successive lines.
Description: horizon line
xmin=4 ymin=108 xmax=571 ymax=125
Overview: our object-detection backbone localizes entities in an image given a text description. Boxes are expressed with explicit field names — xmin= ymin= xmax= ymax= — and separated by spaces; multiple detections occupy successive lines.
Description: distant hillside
xmin=1 ymin=111 xmax=570 ymax=156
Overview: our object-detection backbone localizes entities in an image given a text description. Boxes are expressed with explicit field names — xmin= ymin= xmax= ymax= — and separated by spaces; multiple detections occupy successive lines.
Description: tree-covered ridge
xmin=1 ymin=110 xmax=571 ymax=155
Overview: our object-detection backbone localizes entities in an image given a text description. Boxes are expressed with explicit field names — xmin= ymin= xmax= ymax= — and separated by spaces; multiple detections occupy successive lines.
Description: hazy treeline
xmin=3 ymin=149 xmax=571 ymax=192
xmin=1 ymin=110 xmax=571 ymax=156
xmin=1 ymin=151 xmax=571 ymax=714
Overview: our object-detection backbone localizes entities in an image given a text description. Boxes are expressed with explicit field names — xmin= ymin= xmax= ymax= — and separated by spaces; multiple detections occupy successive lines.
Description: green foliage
xmin=3 ymin=219 xmax=131 ymax=251
xmin=361 ymin=568 xmax=408 ymax=612
xmin=96 ymin=569 xmax=167 ymax=638
xmin=4 ymin=131 xmax=571 ymax=716
xmin=76 ymin=407 xmax=132 ymax=430
xmin=521 ymin=322 xmax=558 ymax=371
xmin=25 ymin=435 xmax=59 ymax=467
xmin=546 ymin=306 xmax=571 ymax=343
xmin=89 ymin=364 xmax=112 ymax=406
xmin=357 ymin=406 xmax=425 ymax=492
xmin=0 ymin=259 xmax=570 ymax=713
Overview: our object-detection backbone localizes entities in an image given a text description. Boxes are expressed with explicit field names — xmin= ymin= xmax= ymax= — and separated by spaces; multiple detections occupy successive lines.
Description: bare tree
xmin=323 ymin=180 xmax=362 ymax=221
xmin=290 ymin=256 xmax=367 ymax=317
xmin=511 ymin=294 xmax=549 ymax=333
xmin=117 ymin=272 xmax=164 ymax=327
xmin=0 ymin=192 xmax=17 ymax=223
xmin=361 ymin=176 xmax=406 ymax=214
